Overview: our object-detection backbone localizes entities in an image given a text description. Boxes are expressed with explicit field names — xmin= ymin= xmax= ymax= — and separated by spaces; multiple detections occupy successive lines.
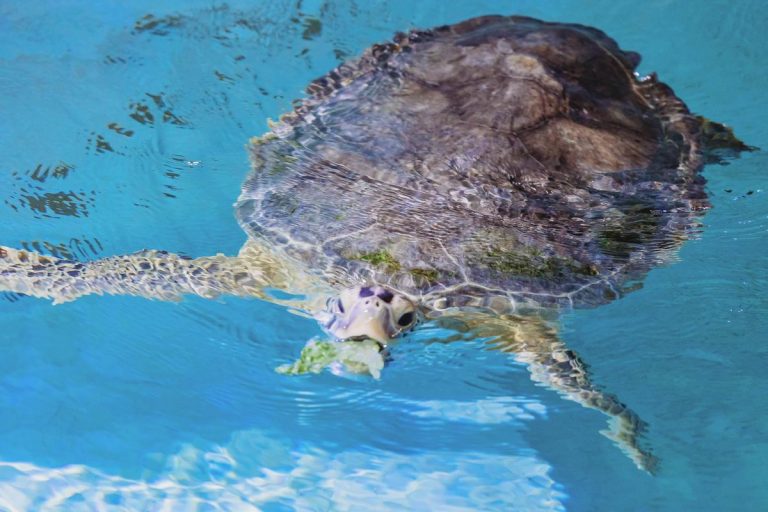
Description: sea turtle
xmin=0 ymin=15 xmax=748 ymax=471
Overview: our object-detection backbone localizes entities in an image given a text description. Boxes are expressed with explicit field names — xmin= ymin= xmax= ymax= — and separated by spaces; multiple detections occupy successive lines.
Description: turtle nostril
xmin=377 ymin=289 xmax=394 ymax=303
xmin=359 ymin=287 xmax=374 ymax=297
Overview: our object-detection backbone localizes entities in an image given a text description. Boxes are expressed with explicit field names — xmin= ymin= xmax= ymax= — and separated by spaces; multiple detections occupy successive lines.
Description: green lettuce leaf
xmin=276 ymin=339 xmax=385 ymax=379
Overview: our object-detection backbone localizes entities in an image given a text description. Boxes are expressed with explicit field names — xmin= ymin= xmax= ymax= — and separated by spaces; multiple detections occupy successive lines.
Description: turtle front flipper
xmin=435 ymin=312 xmax=658 ymax=473
xmin=0 ymin=243 xmax=287 ymax=304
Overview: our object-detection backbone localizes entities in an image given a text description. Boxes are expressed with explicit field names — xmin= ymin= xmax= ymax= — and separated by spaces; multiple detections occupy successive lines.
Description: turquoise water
xmin=1 ymin=0 xmax=766 ymax=510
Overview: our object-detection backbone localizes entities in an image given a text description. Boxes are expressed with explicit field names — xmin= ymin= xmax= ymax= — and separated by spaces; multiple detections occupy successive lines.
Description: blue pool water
xmin=1 ymin=0 xmax=767 ymax=510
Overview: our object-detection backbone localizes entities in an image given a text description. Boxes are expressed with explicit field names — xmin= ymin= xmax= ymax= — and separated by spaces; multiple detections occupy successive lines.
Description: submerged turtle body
xmin=0 ymin=15 xmax=750 ymax=472
xmin=237 ymin=15 xmax=723 ymax=309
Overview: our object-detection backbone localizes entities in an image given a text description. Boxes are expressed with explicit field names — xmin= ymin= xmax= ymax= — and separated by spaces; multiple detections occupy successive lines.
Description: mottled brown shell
xmin=236 ymin=15 xmax=740 ymax=309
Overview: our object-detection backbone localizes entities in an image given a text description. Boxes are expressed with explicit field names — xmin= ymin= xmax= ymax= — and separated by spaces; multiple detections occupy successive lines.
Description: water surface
xmin=0 ymin=1 xmax=766 ymax=510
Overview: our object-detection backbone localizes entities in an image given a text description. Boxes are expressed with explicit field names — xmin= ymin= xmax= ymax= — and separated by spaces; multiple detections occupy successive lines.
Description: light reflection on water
xmin=0 ymin=0 xmax=766 ymax=510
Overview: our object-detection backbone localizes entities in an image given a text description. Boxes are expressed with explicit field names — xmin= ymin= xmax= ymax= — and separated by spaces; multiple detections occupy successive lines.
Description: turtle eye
xmin=397 ymin=311 xmax=414 ymax=327
xmin=337 ymin=299 xmax=345 ymax=313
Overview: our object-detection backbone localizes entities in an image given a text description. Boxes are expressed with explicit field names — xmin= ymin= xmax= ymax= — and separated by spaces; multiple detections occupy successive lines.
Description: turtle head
xmin=323 ymin=285 xmax=418 ymax=343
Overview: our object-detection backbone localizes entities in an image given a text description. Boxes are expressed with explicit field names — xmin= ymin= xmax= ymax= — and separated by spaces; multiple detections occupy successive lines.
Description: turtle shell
xmin=236 ymin=15 xmax=721 ymax=309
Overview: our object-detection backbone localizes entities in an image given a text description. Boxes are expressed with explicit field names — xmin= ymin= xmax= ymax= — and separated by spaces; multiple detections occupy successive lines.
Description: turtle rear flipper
xmin=696 ymin=115 xmax=757 ymax=163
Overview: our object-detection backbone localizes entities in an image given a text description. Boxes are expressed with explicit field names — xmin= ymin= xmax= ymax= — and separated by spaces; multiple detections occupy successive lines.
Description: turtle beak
xmin=330 ymin=289 xmax=395 ymax=343
xmin=333 ymin=306 xmax=393 ymax=343
xmin=325 ymin=285 xmax=417 ymax=343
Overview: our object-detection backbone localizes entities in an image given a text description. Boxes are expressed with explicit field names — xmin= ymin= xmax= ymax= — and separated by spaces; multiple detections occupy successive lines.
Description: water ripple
xmin=1 ymin=1 xmax=767 ymax=511
xmin=0 ymin=431 xmax=566 ymax=511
